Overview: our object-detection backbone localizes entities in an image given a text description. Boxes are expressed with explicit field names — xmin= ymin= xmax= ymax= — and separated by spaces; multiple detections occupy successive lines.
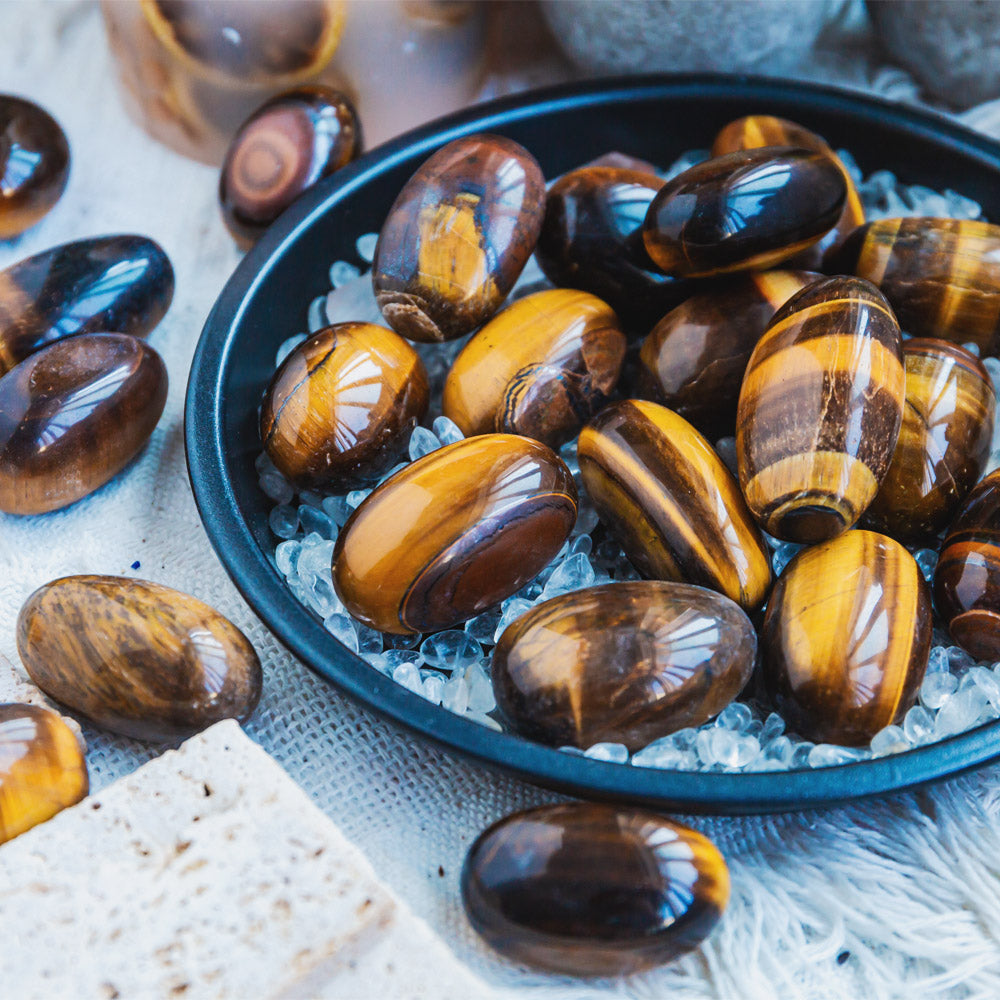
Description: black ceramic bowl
xmin=187 ymin=74 xmax=1000 ymax=815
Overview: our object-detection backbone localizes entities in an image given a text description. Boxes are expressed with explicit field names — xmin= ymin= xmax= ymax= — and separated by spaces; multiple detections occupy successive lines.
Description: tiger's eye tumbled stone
xmin=0 ymin=703 xmax=88 ymax=846
xmin=762 ymin=531 xmax=931 ymax=746
xmin=737 ymin=276 xmax=904 ymax=543
xmin=578 ymin=400 xmax=772 ymax=613
xmin=462 ymin=803 xmax=729 ymax=977
xmin=333 ymin=434 xmax=577 ymax=634
xmin=0 ymin=95 xmax=70 ymax=238
xmin=220 ymin=86 xmax=361 ymax=249
xmin=865 ymin=339 xmax=995 ymax=542
xmin=642 ymin=147 xmax=846 ymax=278
xmin=372 ymin=134 xmax=545 ymax=342
xmin=0 ymin=235 xmax=175 ymax=375
xmin=17 ymin=576 xmax=263 ymax=742
xmin=441 ymin=289 xmax=626 ymax=449
xmin=0 ymin=333 xmax=168 ymax=514
xmin=492 ymin=581 xmax=756 ymax=750
xmin=260 ymin=321 xmax=429 ymax=491
xmin=635 ymin=269 xmax=816 ymax=440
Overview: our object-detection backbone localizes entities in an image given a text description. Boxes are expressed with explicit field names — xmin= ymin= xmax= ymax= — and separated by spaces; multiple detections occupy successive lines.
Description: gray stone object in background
xmin=868 ymin=0 xmax=1000 ymax=108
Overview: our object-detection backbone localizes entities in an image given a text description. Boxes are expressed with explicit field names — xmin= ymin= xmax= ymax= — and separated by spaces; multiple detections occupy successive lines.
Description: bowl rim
xmin=186 ymin=72 xmax=1000 ymax=815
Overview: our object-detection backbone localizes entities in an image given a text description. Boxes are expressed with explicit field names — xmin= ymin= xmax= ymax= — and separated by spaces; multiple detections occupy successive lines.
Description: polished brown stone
xmin=260 ymin=321 xmax=429 ymax=491
xmin=492 ymin=581 xmax=756 ymax=750
xmin=372 ymin=134 xmax=545 ymax=342
xmin=461 ymin=803 xmax=729 ymax=976
xmin=736 ymin=276 xmax=904 ymax=543
xmin=333 ymin=434 xmax=577 ymax=634
xmin=762 ymin=531 xmax=931 ymax=746
xmin=17 ymin=575 xmax=262 ymax=742
xmin=442 ymin=289 xmax=626 ymax=449
xmin=0 ymin=334 xmax=168 ymax=515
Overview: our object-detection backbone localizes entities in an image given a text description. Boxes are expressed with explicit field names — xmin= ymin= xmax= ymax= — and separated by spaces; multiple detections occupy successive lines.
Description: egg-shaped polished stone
xmin=0 ymin=235 xmax=175 ymax=376
xmin=461 ymin=803 xmax=729 ymax=977
xmin=865 ymin=339 xmax=995 ymax=542
xmin=0 ymin=95 xmax=70 ymax=238
xmin=535 ymin=166 xmax=691 ymax=335
xmin=0 ymin=334 xmax=168 ymax=515
xmin=0 ymin=703 xmax=88 ymax=846
xmin=736 ymin=276 xmax=904 ymax=543
xmin=578 ymin=400 xmax=772 ymax=613
xmin=260 ymin=321 xmax=429 ymax=491
xmin=635 ymin=269 xmax=816 ymax=440
xmin=372 ymin=134 xmax=546 ymax=342
xmin=333 ymin=435 xmax=577 ymax=634
xmin=825 ymin=218 xmax=1000 ymax=354
xmin=762 ymin=530 xmax=932 ymax=746
xmin=17 ymin=576 xmax=263 ymax=742
xmin=220 ymin=85 xmax=361 ymax=250
xmin=642 ymin=147 xmax=846 ymax=278
xmin=442 ymin=289 xmax=626 ymax=449
xmin=492 ymin=581 xmax=756 ymax=750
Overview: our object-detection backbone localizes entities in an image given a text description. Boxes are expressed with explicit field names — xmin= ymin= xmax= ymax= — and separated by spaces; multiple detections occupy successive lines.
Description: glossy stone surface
xmin=492 ymin=581 xmax=756 ymax=750
xmin=461 ymin=803 xmax=729 ymax=976
xmin=635 ymin=270 xmax=816 ymax=440
xmin=737 ymin=276 xmax=904 ymax=543
xmin=0 ymin=703 xmax=88 ymax=846
xmin=578 ymin=400 xmax=772 ymax=612
xmin=220 ymin=85 xmax=361 ymax=249
xmin=442 ymin=289 xmax=626 ymax=449
xmin=642 ymin=147 xmax=846 ymax=278
xmin=261 ymin=321 xmax=428 ymax=491
xmin=536 ymin=166 xmax=691 ymax=335
xmin=17 ymin=576 xmax=263 ymax=742
xmin=372 ymin=134 xmax=546 ymax=342
xmin=0 ymin=95 xmax=70 ymax=238
xmin=865 ymin=339 xmax=995 ymax=542
xmin=825 ymin=218 xmax=1000 ymax=353
xmin=0 ymin=334 xmax=168 ymax=514
xmin=0 ymin=235 xmax=175 ymax=376
xmin=762 ymin=531 xmax=932 ymax=746
xmin=334 ymin=435 xmax=576 ymax=634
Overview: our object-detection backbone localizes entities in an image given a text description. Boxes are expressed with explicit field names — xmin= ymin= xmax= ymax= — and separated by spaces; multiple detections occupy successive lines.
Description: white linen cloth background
xmin=5 ymin=3 xmax=1000 ymax=998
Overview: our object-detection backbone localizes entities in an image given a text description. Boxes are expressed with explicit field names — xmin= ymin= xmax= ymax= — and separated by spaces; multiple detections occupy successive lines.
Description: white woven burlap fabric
xmin=4 ymin=4 xmax=1000 ymax=998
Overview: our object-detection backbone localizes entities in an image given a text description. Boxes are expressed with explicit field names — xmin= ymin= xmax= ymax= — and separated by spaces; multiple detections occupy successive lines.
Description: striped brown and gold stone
xmin=824 ymin=218 xmax=1000 ymax=353
xmin=0 ymin=703 xmax=88 ymax=846
xmin=865 ymin=339 xmax=995 ymax=542
xmin=578 ymin=400 xmax=772 ymax=613
xmin=762 ymin=530 xmax=932 ymax=747
xmin=442 ymin=289 xmax=626 ymax=449
xmin=736 ymin=275 xmax=904 ymax=543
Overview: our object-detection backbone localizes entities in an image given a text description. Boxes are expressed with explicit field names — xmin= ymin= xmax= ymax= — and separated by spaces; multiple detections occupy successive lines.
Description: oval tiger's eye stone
xmin=492 ymin=581 xmax=756 ymax=750
xmin=736 ymin=276 xmax=904 ymax=543
xmin=0 ymin=235 xmax=175 ymax=376
xmin=333 ymin=434 xmax=577 ymax=634
xmin=578 ymin=400 xmax=772 ymax=613
xmin=535 ymin=166 xmax=691 ymax=335
xmin=442 ymin=289 xmax=626 ymax=449
xmin=0 ymin=334 xmax=168 ymax=515
xmin=642 ymin=147 xmax=846 ymax=278
xmin=461 ymin=803 xmax=729 ymax=977
xmin=0 ymin=704 xmax=88 ymax=846
xmin=260 ymin=321 xmax=429 ymax=491
xmin=220 ymin=86 xmax=361 ymax=250
xmin=635 ymin=269 xmax=817 ymax=440
xmin=372 ymin=134 xmax=545 ymax=342
xmin=824 ymin=218 xmax=1000 ymax=354
xmin=865 ymin=339 xmax=995 ymax=542
xmin=17 ymin=576 xmax=263 ymax=742
xmin=0 ymin=95 xmax=70 ymax=238
xmin=762 ymin=530 xmax=931 ymax=746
